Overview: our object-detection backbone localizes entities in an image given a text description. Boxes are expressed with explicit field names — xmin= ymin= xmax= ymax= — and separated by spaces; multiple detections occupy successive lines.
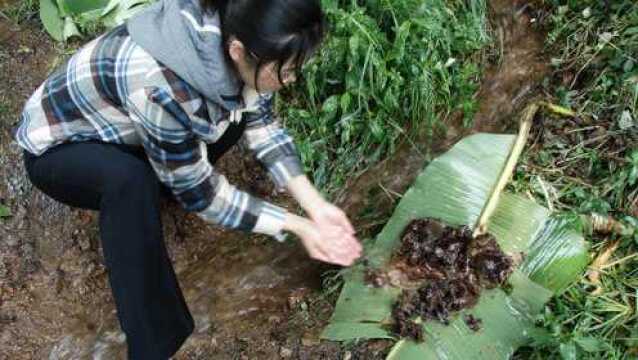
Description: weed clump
xmin=377 ymin=219 xmax=513 ymax=341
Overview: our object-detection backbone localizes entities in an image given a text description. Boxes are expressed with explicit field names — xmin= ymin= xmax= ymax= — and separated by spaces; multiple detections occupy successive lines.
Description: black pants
xmin=23 ymin=121 xmax=246 ymax=359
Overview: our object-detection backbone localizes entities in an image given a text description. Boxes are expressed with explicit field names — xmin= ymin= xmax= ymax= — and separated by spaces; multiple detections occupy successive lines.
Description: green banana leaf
xmin=56 ymin=0 xmax=110 ymax=16
xmin=321 ymin=133 xmax=589 ymax=359
xmin=39 ymin=0 xmax=153 ymax=41
xmin=40 ymin=0 xmax=66 ymax=41
xmin=101 ymin=0 xmax=151 ymax=29
xmin=0 ymin=205 xmax=10 ymax=218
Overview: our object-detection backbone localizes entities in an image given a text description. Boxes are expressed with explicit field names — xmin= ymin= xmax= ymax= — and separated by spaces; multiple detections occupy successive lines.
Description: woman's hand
xmin=284 ymin=175 xmax=363 ymax=265
xmin=309 ymin=200 xmax=356 ymax=235
xmin=283 ymin=213 xmax=361 ymax=266
xmin=308 ymin=200 xmax=361 ymax=257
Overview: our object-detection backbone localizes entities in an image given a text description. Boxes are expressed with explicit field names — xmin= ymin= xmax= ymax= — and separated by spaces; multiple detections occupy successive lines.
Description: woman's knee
xmin=23 ymin=150 xmax=102 ymax=210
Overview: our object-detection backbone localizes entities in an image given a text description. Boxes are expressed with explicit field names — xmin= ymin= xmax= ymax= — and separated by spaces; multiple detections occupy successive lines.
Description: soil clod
xmin=463 ymin=314 xmax=482 ymax=332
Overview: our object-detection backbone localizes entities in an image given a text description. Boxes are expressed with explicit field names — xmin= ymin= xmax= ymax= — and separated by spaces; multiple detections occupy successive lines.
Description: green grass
xmin=0 ymin=102 xmax=9 ymax=116
xmin=512 ymin=1 xmax=638 ymax=358
xmin=279 ymin=0 xmax=490 ymax=196
xmin=1 ymin=0 xmax=38 ymax=24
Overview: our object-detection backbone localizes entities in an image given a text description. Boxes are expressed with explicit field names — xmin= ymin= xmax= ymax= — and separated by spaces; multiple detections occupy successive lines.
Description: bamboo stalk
xmin=473 ymin=103 xmax=538 ymax=237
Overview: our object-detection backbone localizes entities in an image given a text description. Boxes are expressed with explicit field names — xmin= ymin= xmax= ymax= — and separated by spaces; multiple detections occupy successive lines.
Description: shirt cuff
xmin=267 ymin=155 xmax=304 ymax=190
xmin=253 ymin=201 xmax=288 ymax=240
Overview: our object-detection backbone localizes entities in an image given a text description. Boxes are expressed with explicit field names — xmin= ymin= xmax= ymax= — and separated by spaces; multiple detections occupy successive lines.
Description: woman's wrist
xmin=304 ymin=198 xmax=328 ymax=220
xmin=282 ymin=212 xmax=306 ymax=235
xmin=286 ymin=175 xmax=326 ymax=218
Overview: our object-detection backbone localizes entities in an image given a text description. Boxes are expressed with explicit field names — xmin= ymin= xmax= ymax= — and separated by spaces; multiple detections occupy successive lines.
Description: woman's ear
xmin=228 ymin=39 xmax=246 ymax=63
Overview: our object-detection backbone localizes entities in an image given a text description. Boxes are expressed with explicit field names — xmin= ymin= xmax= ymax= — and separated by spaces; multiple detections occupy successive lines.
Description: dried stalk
xmin=473 ymin=103 xmax=538 ymax=237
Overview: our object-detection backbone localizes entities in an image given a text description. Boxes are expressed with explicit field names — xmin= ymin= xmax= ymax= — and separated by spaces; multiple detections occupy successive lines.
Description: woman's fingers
xmin=334 ymin=208 xmax=355 ymax=235
xmin=329 ymin=234 xmax=358 ymax=258
xmin=339 ymin=214 xmax=356 ymax=235
xmin=300 ymin=219 xmax=362 ymax=266
xmin=310 ymin=247 xmax=351 ymax=266
xmin=307 ymin=243 xmax=333 ymax=264
xmin=324 ymin=240 xmax=361 ymax=265
xmin=329 ymin=209 xmax=355 ymax=235
xmin=335 ymin=232 xmax=361 ymax=256
xmin=317 ymin=203 xmax=356 ymax=236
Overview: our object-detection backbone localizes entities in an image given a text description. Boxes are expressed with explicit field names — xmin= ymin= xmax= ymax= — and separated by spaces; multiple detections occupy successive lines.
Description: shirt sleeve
xmin=127 ymin=86 xmax=288 ymax=237
xmin=239 ymin=91 xmax=304 ymax=189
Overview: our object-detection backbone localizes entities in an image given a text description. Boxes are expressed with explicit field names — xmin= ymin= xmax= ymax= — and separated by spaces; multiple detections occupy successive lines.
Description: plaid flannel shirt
xmin=15 ymin=25 xmax=304 ymax=238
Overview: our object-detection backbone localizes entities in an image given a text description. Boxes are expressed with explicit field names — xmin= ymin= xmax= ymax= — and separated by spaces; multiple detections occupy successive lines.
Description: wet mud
xmin=366 ymin=219 xmax=512 ymax=341
xmin=0 ymin=0 xmax=551 ymax=358
xmin=0 ymin=15 xmax=342 ymax=359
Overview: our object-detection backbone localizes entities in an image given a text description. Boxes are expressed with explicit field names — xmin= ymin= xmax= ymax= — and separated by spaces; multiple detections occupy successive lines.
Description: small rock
xmin=619 ymin=110 xmax=634 ymax=130
xmin=582 ymin=7 xmax=591 ymax=19
xmin=301 ymin=333 xmax=320 ymax=347
xmin=463 ymin=314 xmax=482 ymax=332
xmin=78 ymin=237 xmax=91 ymax=251
xmin=287 ymin=287 xmax=310 ymax=310
xmin=279 ymin=346 xmax=293 ymax=358
xmin=17 ymin=46 xmax=32 ymax=54
xmin=4 ymin=234 xmax=19 ymax=247
xmin=0 ymin=329 xmax=13 ymax=344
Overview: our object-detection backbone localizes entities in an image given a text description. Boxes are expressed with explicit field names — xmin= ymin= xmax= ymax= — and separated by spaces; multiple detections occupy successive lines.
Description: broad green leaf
xmin=101 ymin=0 xmax=124 ymax=16
xmin=520 ymin=215 xmax=589 ymax=293
xmin=326 ymin=270 xmax=399 ymax=324
xmin=485 ymin=193 xmax=549 ymax=253
xmin=322 ymin=133 xmax=589 ymax=359
xmin=54 ymin=0 xmax=70 ymax=16
xmin=0 ymin=205 xmax=10 ymax=218
xmin=62 ymin=16 xmax=81 ymax=40
xmin=40 ymin=0 xmax=65 ymax=41
xmin=41 ymin=0 xmax=153 ymax=40
xmin=75 ymin=9 xmax=107 ymax=25
xmin=560 ymin=342 xmax=578 ymax=360
xmin=101 ymin=0 xmax=150 ymax=28
xmin=58 ymin=0 xmax=110 ymax=15
xmin=574 ymin=336 xmax=606 ymax=353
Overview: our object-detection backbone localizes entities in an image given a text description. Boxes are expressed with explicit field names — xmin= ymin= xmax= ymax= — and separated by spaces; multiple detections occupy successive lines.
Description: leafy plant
xmin=279 ymin=0 xmax=489 ymax=194
xmin=0 ymin=205 xmax=10 ymax=218
xmin=512 ymin=1 xmax=638 ymax=358
xmin=39 ymin=0 xmax=152 ymax=41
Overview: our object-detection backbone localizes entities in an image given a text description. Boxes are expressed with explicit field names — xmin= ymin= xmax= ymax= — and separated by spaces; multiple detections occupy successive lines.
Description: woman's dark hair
xmin=201 ymin=0 xmax=325 ymax=89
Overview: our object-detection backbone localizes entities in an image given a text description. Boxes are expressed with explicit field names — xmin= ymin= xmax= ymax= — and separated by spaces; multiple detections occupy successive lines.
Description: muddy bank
xmin=0 ymin=0 xmax=551 ymax=358
xmin=338 ymin=0 xmax=550 ymax=227
xmin=0 ymin=16 xmax=340 ymax=359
